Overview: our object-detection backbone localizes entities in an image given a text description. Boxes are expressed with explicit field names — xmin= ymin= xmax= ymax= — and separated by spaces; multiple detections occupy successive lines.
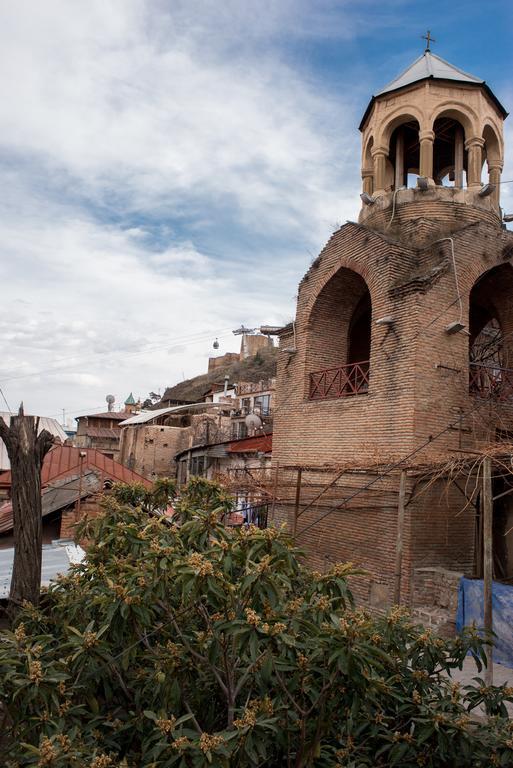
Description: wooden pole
xmin=0 ymin=405 xmax=54 ymax=615
xmin=270 ymin=461 xmax=279 ymax=524
xmin=292 ymin=468 xmax=302 ymax=541
xmin=394 ymin=470 xmax=407 ymax=604
xmin=483 ymin=456 xmax=493 ymax=686
xmin=76 ymin=452 xmax=85 ymax=523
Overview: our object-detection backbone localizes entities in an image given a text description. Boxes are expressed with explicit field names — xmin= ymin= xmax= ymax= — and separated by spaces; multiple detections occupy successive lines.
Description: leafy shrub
xmin=1 ymin=479 xmax=513 ymax=766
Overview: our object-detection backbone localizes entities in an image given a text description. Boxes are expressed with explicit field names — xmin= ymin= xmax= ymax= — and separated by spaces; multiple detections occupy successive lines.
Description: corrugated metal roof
xmin=76 ymin=411 xmax=132 ymax=422
xmin=120 ymin=402 xmax=220 ymax=426
xmin=0 ymin=444 xmax=152 ymax=490
xmin=0 ymin=542 xmax=84 ymax=598
xmin=41 ymin=471 xmax=100 ymax=515
xmin=0 ymin=471 xmax=102 ymax=534
xmin=0 ymin=413 xmax=68 ymax=472
xmin=377 ymin=51 xmax=482 ymax=97
xmin=82 ymin=427 xmax=119 ymax=439
xmin=360 ymin=51 xmax=507 ymax=130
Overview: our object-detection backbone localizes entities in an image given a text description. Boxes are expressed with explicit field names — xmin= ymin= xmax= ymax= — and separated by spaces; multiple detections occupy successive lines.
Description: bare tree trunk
xmin=0 ymin=405 xmax=54 ymax=613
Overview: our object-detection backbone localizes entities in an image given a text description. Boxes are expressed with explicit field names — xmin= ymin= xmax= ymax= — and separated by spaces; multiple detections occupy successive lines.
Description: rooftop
xmin=75 ymin=410 xmax=133 ymax=422
xmin=377 ymin=51 xmax=482 ymax=96
xmin=0 ymin=444 xmax=152 ymax=490
xmin=360 ymin=50 xmax=507 ymax=130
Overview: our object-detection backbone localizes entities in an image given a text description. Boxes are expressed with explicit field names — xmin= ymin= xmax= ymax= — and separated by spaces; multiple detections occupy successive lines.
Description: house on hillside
xmin=176 ymin=433 xmax=272 ymax=485
xmin=74 ymin=395 xmax=138 ymax=460
xmin=118 ymin=402 xmax=234 ymax=480
xmin=230 ymin=378 xmax=275 ymax=439
xmin=118 ymin=376 xmax=275 ymax=481
xmin=0 ymin=444 xmax=151 ymax=549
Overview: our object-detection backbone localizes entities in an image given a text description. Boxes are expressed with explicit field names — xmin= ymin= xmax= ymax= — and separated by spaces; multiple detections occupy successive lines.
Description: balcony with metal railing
xmin=469 ymin=363 xmax=513 ymax=402
xmin=309 ymin=361 xmax=370 ymax=401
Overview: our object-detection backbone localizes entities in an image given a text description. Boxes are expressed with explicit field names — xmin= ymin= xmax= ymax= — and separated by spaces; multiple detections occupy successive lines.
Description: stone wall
xmin=119 ymin=424 xmax=190 ymax=479
xmin=411 ymin=566 xmax=463 ymax=637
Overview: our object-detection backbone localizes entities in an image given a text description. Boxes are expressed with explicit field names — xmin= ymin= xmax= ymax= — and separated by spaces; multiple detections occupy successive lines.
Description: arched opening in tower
xmin=389 ymin=120 xmax=420 ymax=189
xmin=433 ymin=117 xmax=467 ymax=187
xmin=468 ymin=263 xmax=513 ymax=400
xmin=307 ymin=269 xmax=371 ymax=400
xmin=348 ymin=291 xmax=371 ymax=365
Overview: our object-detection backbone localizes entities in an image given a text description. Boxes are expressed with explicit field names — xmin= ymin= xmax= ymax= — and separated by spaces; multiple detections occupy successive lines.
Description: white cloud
xmin=0 ymin=1 xmax=371 ymax=416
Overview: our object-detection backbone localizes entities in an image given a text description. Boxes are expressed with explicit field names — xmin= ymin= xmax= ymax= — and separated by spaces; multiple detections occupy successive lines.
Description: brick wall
xmin=272 ymin=194 xmax=513 ymax=604
xmin=60 ymin=497 xmax=101 ymax=540
xmin=119 ymin=425 xmax=190 ymax=479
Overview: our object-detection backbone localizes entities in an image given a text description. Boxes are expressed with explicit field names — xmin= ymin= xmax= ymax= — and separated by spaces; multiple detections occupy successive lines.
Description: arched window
xmin=389 ymin=119 xmax=420 ymax=189
xmin=469 ymin=265 xmax=513 ymax=400
xmin=307 ymin=268 xmax=371 ymax=400
xmin=433 ymin=117 xmax=467 ymax=187
xmin=348 ymin=292 xmax=371 ymax=364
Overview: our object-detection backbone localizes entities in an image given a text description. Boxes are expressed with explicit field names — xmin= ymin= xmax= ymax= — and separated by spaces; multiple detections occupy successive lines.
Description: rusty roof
xmin=0 ymin=471 xmax=103 ymax=534
xmin=75 ymin=411 xmax=133 ymax=422
xmin=82 ymin=427 xmax=120 ymax=439
xmin=228 ymin=433 xmax=273 ymax=454
xmin=0 ymin=444 xmax=152 ymax=490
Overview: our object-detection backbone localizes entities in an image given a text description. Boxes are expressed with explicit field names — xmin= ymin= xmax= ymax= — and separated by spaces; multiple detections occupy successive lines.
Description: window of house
xmin=241 ymin=397 xmax=251 ymax=413
xmin=190 ymin=455 xmax=206 ymax=476
xmin=254 ymin=394 xmax=271 ymax=417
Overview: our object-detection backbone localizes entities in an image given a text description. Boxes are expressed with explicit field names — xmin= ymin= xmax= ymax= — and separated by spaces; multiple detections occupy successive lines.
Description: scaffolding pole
xmin=483 ymin=455 xmax=493 ymax=686
xmin=292 ymin=468 xmax=302 ymax=541
xmin=394 ymin=470 xmax=407 ymax=605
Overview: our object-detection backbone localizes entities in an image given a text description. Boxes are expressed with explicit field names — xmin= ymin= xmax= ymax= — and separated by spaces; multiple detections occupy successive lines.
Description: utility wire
xmin=0 ymin=387 xmax=12 ymax=414
xmin=0 ymin=327 xmax=235 ymax=384
xmin=295 ymin=346 xmax=513 ymax=539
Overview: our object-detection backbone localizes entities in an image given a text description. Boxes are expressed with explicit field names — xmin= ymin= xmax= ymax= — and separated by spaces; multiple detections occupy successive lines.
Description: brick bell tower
xmin=272 ymin=48 xmax=513 ymax=607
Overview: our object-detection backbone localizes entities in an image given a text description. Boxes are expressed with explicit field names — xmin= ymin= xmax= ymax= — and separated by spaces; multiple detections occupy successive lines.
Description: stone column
xmin=488 ymin=160 xmax=503 ymax=206
xmin=361 ymin=169 xmax=373 ymax=196
xmin=454 ymin=127 xmax=464 ymax=189
xmin=419 ymin=130 xmax=435 ymax=180
xmin=465 ymin=137 xmax=485 ymax=188
xmin=395 ymin=128 xmax=404 ymax=190
xmin=371 ymin=146 xmax=388 ymax=194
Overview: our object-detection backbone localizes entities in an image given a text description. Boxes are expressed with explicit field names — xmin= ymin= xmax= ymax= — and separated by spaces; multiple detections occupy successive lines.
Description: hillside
xmin=159 ymin=345 xmax=278 ymax=403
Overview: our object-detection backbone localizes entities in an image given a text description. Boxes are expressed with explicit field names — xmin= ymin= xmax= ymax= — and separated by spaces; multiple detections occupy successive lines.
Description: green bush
xmin=1 ymin=479 xmax=513 ymax=767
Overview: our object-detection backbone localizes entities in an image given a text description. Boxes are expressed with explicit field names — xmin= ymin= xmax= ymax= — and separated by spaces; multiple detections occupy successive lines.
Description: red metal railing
xmin=309 ymin=361 xmax=370 ymax=401
xmin=469 ymin=363 xmax=513 ymax=402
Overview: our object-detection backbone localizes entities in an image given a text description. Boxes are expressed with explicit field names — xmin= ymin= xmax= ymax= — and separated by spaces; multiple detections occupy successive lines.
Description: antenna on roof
xmin=106 ymin=394 xmax=115 ymax=413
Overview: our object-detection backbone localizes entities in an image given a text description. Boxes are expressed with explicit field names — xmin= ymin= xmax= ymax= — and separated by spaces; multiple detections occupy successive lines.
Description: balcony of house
xmin=469 ymin=363 xmax=513 ymax=402
xmin=309 ymin=361 xmax=370 ymax=401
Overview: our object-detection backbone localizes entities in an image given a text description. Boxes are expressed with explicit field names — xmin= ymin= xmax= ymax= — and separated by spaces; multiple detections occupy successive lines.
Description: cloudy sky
xmin=1 ymin=0 xmax=513 ymax=424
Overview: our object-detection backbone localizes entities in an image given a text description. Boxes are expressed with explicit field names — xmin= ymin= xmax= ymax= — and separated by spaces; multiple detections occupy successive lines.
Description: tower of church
xmin=272 ymin=47 xmax=513 ymax=606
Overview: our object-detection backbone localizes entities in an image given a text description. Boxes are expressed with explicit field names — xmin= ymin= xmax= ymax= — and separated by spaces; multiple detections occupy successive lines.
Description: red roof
xmin=228 ymin=434 xmax=272 ymax=454
xmin=0 ymin=445 xmax=152 ymax=490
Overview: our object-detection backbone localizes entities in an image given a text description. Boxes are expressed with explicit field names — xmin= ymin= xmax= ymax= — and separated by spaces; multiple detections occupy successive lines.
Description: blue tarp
xmin=456 ymin=577 xmax=513 ymax=668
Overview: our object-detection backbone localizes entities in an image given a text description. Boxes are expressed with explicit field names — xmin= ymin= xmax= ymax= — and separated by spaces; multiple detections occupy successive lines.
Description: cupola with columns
xmin=359 ymin=44 xmax=507 ymax=227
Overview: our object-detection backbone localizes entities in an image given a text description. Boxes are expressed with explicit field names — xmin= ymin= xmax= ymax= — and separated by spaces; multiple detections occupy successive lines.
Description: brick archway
xmin=305 ymin=267 xmax=371 ymax=400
